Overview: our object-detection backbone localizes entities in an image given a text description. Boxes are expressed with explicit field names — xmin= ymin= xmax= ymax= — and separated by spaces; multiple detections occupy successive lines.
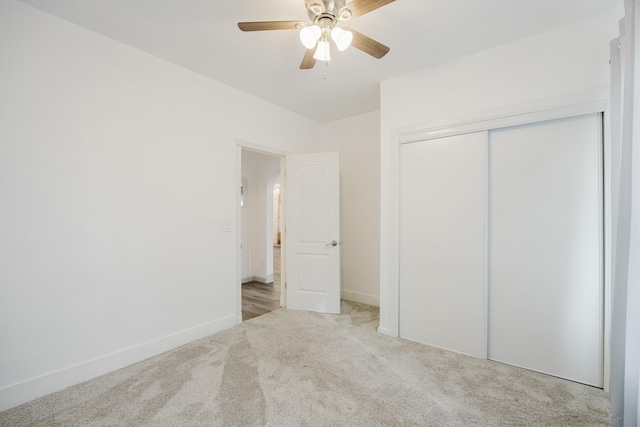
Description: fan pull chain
xmin=323 ymin=61 xmax=329 ymax=80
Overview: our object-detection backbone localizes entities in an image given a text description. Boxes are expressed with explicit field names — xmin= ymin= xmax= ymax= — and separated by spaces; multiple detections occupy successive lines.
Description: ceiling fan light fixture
xmin=309 ymin=3 xmax=323 ymax=15
xmin=238 ymin=0 xmax=394 ymax=70
xmin=338 ymin=8 xmax=352 ymax=20
xmin=313 ymin=40 xmax=331 ymax=61
xmin=300 ymin=25 xmax=321 ymax=49
xmin=330 ymin=27 xmax=353 ymax=51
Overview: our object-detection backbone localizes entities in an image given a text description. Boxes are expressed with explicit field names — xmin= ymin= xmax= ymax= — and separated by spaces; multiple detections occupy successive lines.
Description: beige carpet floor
xmin=0 ymin=301 xmax=610 ymax=426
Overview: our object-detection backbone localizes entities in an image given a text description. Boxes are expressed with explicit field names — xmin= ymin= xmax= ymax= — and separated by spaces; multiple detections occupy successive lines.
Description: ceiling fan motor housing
xmin=307 ymin=0 xmax=348 ymax=21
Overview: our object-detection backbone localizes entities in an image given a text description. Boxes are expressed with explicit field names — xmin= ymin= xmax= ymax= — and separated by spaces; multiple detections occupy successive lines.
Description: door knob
xmin=326 ymin=240 xmax=338 ymax=247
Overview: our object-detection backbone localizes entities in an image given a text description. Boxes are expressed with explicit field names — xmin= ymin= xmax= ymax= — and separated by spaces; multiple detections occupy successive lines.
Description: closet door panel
xmin=488 ymin=114 xmax=602 ymax=386
xmin=399 ymin=132 xmax=487 ymax=358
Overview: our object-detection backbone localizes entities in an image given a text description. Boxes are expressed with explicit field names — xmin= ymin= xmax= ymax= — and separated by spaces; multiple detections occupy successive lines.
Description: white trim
xmin=341 ymin=290 xmax=380 ymax=307
xmin=483 ymin=130 xmax=490 ymax=360
xmin=236 ymin=145 xmax=243 ymax=325
xmin=0 ymin=315 xmax=236 ymax=412
xmin=397 ymin=99 xmax=607 ymax=144
xmin=241 ymin=275 xmax=274 ymax=284
xmin=236 ymin=139 xmax=291 ymax=157
xmin=597 ymin=112 xmax=607 ymax=390
xmin=602 ymin=102 xmax=612 ymax=393
xmin=279 ymin=156 xmax=287 ymax=309
xmin=387 ymin=127 xmax=401 ymax=337
xmin=385 ymin=97 xmax=610 ymax=389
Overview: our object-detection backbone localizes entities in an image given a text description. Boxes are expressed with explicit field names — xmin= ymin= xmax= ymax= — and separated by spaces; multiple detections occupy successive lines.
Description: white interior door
xmin=285 ymin=152 xmax=340 ymax=314
xmin=399 ymin=132 xmax=487 ymax=358
xmin=488 ymin=114 xmax=603 ymax=387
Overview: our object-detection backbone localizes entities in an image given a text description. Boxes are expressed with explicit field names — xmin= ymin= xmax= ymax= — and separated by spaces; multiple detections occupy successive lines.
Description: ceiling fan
xmin=238 ymin=0 xmax=395 ymax=69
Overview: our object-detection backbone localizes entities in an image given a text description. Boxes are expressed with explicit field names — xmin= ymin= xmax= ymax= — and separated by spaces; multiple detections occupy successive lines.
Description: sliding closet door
xmin=488 ymin=114 xmax=603 ymax=386
xmin=399 ymin=132 xmax=487 ymax=358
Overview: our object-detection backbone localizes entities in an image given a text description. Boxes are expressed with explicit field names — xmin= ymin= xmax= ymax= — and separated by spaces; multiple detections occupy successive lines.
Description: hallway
xmin=242 ymin=246 xmax=281 ymax=320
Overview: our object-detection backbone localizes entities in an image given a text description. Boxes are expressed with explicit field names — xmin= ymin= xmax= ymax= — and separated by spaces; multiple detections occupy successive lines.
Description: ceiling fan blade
xmin=339 ymin=0 xmax=395 ymax=20
xmin=346 ymin=28 xmax=390 ymax=59
xmin=238 ymin=21 xmax=305 ymax=31
xmin=300 ymin=48 xmax=317 ymax=69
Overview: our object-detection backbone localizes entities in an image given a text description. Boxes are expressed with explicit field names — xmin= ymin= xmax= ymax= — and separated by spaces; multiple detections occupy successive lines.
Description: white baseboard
xmin=0 ymin=315 xmax=236 ymax=412
xmin=241 ymin=275 xmax=273 ymax=284
xmin=341 ymin=290 xmax=380 ymax=307
xmin=377 ymin=326 xmax=390 ymax=335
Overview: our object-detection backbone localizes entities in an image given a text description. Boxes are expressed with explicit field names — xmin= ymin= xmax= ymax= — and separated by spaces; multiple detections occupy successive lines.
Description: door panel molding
xmin=285 ymin=152 xmax=341 ymax=314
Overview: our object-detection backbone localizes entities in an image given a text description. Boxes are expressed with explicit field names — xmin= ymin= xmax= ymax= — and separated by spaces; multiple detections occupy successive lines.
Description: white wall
xmin=241 ymin=149 xmax=281 ymax=283
xmin=0 ymin=0 xmax=320 ymax=411
xmin=378 ymin=9 xmax=622 ymax=335
xmin=241 ymin=177 xmax=252 ymax=281
xmin=273 ymin=179 xmax=281 ymax=245
xmin=321 ymin=111 xmax=381 ymax=306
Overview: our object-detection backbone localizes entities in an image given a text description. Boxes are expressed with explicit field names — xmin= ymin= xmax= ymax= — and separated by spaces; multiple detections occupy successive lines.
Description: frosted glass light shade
xmin=313 ymin=40 xmax=331 ymax=61
xmin=300 ymin=25 xmax=321 ymax=49
xmin=330 ymin=27 xmax=353 ymax=51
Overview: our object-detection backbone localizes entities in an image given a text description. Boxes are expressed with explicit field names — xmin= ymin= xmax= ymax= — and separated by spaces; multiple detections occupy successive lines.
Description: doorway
xmin=240 ymin=148 xmax=283 ymax=320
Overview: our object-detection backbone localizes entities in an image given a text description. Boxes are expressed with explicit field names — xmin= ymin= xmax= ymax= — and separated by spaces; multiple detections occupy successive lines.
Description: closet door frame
xmin=384 ymin=98 xmax=611 ymax=391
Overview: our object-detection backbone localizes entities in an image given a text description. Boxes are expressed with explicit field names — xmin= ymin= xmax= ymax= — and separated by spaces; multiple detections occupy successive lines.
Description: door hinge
xmin=285 ymin=282 xmax=287 ymax=289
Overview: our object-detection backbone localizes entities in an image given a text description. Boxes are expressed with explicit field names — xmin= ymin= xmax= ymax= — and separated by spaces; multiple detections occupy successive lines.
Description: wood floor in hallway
xmin=242 ymin=246 xmax=281 ymax=321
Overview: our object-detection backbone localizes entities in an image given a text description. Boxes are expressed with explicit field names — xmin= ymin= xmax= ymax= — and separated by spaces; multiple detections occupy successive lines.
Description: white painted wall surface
xmin=241 ymin=150 xmax=281 ymax=283
xmin=273 ymin=179 xmax=281 ymax=245
xmin=378 ymin=10 xmax=621 ymax=336
xmin=0 ymin=0 xmax=320 ymax=411
xmin=321 ymin=111 xmax=381 ymax=307
xmin=241 ymin=176 xmax=252 ymax=282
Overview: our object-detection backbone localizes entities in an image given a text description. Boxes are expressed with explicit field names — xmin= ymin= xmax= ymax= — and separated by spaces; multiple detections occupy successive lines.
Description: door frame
xmin=235 ymin=140 xmax=290 ymax=324
xmin=381 ymin=97 xmax=612 ymax=390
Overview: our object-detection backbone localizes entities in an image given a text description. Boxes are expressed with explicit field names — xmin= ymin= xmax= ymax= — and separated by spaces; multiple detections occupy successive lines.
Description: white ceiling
xmin=18 ymin=0 xmax=619 ymax=123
